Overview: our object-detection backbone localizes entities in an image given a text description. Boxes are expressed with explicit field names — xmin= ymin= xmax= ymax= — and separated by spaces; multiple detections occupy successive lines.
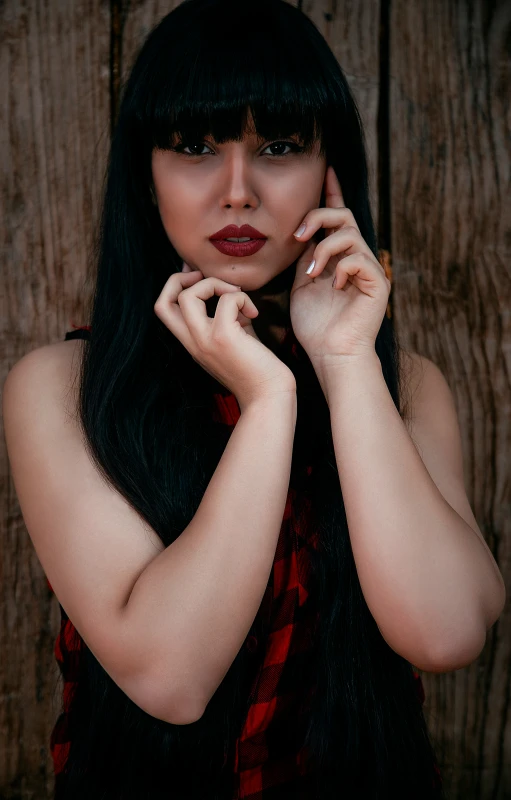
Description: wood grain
xmin=390 ymin=1 xmax=511 ymax=796
xmin=1 ymin=0 xmax=109 ymax=796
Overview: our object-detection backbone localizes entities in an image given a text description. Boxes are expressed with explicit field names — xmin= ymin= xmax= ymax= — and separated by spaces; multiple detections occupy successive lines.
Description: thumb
xmin=181 ymin=261 xmax=193 ymax=273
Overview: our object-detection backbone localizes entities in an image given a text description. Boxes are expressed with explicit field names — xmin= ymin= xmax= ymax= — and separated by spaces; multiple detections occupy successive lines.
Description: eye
xmin=171 ymin=140 xmax=304 ymax=157
xmin=172 ymin=142 xmax=213 ymax=156
xmin=261 ymin=141 xmax=304 ymax=157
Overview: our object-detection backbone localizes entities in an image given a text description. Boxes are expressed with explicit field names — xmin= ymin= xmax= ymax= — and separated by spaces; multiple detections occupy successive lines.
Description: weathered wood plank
xmin=390 ymin=1 xmax=511 ymax=796
xmin=121 ymin=0 xmax=182 ymax=87
xmin=0 ymin=0 xmax=110 ymax=796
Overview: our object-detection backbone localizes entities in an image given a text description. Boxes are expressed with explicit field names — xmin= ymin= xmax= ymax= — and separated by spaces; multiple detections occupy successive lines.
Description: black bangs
xmin=128 ymin=0 xmax=336 ymax=157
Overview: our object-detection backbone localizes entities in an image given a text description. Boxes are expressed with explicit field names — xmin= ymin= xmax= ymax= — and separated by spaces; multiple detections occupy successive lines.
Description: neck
xmin=247 ymin=264 xmax=293 ymax=349
xmin=249 ymin=288 xmax=290 ymax=349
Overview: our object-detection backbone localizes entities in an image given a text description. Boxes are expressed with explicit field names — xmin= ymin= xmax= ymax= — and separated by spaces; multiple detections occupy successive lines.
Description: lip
xmin=209 ymin=224 xmax=267 ymax=240
xmin=210 ymin=239 xmax=267 ymax=257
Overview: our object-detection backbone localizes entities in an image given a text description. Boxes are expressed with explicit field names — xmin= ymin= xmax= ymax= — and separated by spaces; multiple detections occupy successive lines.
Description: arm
xmin=320 ymin=353 xmax=505 ymax=673
xmin=121 ymin=391 xmax=297 ymax=721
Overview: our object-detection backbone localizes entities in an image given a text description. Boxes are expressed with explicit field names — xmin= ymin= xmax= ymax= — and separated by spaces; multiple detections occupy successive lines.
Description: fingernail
xmin=294 ymin=222 xmax=307 ymax=237
xmin=306 ymin=260 xmax=316 ymax=275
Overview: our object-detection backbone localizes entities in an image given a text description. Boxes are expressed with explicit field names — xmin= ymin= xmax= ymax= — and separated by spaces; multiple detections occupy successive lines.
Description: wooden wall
xmin=1 ymin=1 xmax=509 ymax=797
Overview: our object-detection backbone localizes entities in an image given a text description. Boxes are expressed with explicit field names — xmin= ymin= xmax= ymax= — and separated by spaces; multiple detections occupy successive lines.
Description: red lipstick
xmin=209 ymin=223 xmax=267 ymax=257
xmin=210 ymin=224 xmax=266 ymax=240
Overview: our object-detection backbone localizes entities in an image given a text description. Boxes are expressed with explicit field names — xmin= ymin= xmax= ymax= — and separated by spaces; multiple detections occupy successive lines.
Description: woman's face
xmin=151 ymin=120 xmax=327 ymax=292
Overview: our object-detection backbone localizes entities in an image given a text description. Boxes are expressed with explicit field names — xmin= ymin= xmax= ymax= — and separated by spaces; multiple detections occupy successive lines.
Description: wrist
xmin=239 ymin=385 xmax=297 ymax=416
xmin=312 ymin=351 xmax=382 ymax=403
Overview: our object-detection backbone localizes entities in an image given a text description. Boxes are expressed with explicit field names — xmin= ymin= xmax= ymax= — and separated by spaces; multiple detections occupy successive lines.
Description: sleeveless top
xmin=48 ymin=323 xmax=426 ymax=798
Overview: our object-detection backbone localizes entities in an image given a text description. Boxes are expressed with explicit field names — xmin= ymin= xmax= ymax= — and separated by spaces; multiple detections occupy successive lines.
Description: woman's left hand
xmin=290 ymin=165 xmax=391 ymax=368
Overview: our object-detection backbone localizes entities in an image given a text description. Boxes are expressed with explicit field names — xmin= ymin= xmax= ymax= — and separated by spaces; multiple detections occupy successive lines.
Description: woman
xmin=4 ymin=0 xmax=505 ymax=797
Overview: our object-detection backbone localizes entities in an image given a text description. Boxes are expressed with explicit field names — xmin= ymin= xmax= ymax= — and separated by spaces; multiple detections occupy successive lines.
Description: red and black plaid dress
xmin=48 ymin=323 xmax=427 ymax=798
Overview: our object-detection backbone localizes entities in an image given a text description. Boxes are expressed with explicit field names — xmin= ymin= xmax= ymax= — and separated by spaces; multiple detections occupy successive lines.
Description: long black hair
xmin=56 ymin=0 xmax=446 ymax=797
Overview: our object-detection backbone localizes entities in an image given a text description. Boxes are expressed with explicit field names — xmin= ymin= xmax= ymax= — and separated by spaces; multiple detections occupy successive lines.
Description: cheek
xmin=155 ymin=191 xmax=190 ymax=242
xmin=294 ymin=168 xmax=324 ymax=210
xmin=155 ymin=196 xmax=206 ymax=264
xmin=155 ymin=178 xmax=199 ymax=223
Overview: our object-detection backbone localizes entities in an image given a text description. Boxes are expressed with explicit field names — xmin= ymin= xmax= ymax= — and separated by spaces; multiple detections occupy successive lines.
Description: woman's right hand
xmin=154 ymin=264 xmax=296 ymax=411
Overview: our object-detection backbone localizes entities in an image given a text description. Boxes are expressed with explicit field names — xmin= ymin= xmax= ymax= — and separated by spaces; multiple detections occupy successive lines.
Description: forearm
xmin=121 ymin=392 xmax=297 ymax=721
xmin=322 ymin=353 xmax=502 ymax=670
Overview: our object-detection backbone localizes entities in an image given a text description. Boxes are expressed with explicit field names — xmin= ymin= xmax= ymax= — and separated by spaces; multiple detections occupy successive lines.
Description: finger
xmin=304 ymin=227 xmax=376 ymax=278
xmin=213 ymin=290 xmax=259 ymax=335
xmin=157 ymin=269 xmax=203 ymax=306
xmin=293 ymin=206 xmax=361 ymax=243
xmin=324 ymin=166 xmax=346 ymax=237
xmin=177 ymin=277 xmax=244 ymax=341
xmin=331 ymin=252 xmax=391 ymax=291
xmin=292 ymin=239 xmax=317 ymax=289
xmin=154 ymin=270 xmax=204 ymax=349
xmin=325 ymin=165 xmax=345 ymax=209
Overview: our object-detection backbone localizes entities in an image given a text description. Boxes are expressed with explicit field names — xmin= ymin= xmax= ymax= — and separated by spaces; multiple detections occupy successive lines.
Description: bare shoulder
xmin=23 ymin=336 xmax=84 ymax=368
xmin=5 ymin=338 xmax=84 ymax=419
xmin=8 ymin=337 xmax=84 ymax=377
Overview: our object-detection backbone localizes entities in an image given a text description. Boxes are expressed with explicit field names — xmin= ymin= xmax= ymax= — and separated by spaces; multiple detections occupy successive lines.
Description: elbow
xmin=424 ymin=584 xmax=507 ymax=673
xmin=418 ymin=625 xmax=487 ymax=673
xmin=378 ymin=600 xmax=497 ymax=674
xmin=483 ymin=571 xmax=507 ymax=630
xmin=125 ymin=668 xmax=205 ymax=725
xmin=148 ymin=694 xmax=205 ymax=726
xmin=148 ymin=682 xmax=205 ymax=726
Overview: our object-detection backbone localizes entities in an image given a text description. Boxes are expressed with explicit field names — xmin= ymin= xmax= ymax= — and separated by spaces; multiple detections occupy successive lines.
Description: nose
xmin=218 ymin=149 xmax=259 ymax=209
